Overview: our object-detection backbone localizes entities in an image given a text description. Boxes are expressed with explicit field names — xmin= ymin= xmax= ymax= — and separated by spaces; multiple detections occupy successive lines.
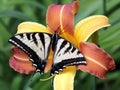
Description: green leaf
xmin=0 ymin=10 xmax=31 ymax=20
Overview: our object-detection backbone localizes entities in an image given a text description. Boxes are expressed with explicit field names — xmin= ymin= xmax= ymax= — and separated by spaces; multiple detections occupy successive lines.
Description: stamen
xmin=40 ymin=74 xmax=56 ymax=81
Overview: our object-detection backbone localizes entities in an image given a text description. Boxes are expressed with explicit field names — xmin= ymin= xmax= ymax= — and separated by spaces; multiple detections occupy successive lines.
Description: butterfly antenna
xmin=40 ymin=74 xmax=56 ymax=81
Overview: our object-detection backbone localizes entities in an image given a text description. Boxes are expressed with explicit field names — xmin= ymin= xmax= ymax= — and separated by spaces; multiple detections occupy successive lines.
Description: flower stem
xmin=23 ymin=74 xmax=35 ymax=90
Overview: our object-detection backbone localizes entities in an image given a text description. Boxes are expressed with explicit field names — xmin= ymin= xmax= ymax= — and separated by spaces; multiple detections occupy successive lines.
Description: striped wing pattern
xmin=9 ymin=32 xmax=86 ymax=75
xmin=50 ymin=37 xmax=86 ymax=74
xmin=9 ymin=32 xmax=52 ymax=74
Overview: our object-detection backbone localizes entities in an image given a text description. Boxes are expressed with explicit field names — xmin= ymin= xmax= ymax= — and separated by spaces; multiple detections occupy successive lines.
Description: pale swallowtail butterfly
xmin=8 ymin=32 xmax=86 ymax=75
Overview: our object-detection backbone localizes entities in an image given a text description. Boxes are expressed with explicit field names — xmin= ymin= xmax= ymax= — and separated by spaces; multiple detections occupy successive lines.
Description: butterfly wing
xmin=8 ymin=32 xmax=52 ymax=74
xmin=51 ymin=37 xmax=86 ymax=74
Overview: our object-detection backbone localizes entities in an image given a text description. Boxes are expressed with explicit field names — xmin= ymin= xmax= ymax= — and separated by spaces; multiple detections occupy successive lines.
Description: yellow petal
xmin=53 ymin=66 xmax=76 ymax=90
xmin=17 ymin=22 xmax=50 ymax=34
xmin=75 ymin=15 xmax=110 ymax=47
xmin=60 ymin=32 xmax=78 ymax=48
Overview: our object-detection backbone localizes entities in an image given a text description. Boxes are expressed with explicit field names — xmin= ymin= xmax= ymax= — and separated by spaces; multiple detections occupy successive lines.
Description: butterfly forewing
xmin=51 ymin=37 xmax=86 ymax=74
xmin=8 ymin=32 xmax=52 ymax=74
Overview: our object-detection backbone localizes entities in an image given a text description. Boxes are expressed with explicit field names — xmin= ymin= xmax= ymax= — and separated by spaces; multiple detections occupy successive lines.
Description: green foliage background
xmin=0 ymin=0 xmax=120 ymax=90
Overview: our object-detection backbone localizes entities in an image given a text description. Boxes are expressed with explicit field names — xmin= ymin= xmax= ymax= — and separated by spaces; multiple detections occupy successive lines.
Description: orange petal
xmin=12 ymin=46 xmax=29 ymax=61
xmin=9 ymin=46 xmax=35 ymax=74
xmin=72 ymin=0 xmax=79 ymax=15
xmin=17 ymin=22 xmax=50 ymax=34
xmin=78 ymin=42 xmax=115 ymax=78
xmin=46 ymin=4 xmax=61 ymax=33
xmin=44 ymin=49 xmax=53 ymax=73
xmin=46 ymin=0 xmax=79 ymax=35
xmin=75 ymin=15 xmax=110 ymax=47
xmin=53 ymin=66 xmax=76 ymax=90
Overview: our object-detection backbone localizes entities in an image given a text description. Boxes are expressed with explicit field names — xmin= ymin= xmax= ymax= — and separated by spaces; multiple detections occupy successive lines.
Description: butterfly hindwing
xmin=8 ymin=32 xmax=52 ymax=74
xmin=50 ymin=37 xmax=86 ymax=74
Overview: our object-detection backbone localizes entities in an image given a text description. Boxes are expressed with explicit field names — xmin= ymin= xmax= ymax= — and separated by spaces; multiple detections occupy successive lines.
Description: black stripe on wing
xmin=57 ymin=40 xmax=67 ymax=54
xmin=32 ymin=33 xmax=38 ymax=45
xmin=39 ymin=33 xmax=45 ymax=48
xmin=51 ymin=57 xmax=86 ymax=74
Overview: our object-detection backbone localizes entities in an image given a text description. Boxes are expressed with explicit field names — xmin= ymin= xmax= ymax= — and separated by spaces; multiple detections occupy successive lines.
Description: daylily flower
xmin=9 ymin=0 xmax=115 ymax=90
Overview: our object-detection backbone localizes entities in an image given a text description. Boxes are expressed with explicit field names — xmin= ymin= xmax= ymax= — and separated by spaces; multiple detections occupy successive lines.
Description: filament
xmin=40 ymin=74 xmax=56 ymax=81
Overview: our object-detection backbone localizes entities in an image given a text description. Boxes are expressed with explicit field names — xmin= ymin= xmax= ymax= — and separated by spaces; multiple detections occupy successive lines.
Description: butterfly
xmin=8 ymin=31 xmax=86 ymax=75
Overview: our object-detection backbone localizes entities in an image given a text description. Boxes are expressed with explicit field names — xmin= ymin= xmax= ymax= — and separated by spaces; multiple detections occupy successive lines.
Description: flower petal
xmin=53 ymin=66 xmax=76 ymax=90
xmin=17 ymin=22 xmax=50 ymax=34
xmin=46 ymin=0 xmax=79 ymax=35
xmin=75 ymin=15 xmax=110 ymax=47
xmin=9 ymin=46 xmax=35 ymax=74
xmin=72 ymin=0 xmax=79 ymax=15
xmin=78 ymin=42 xmax=115 ymax=78
xmin=12 ymin=46 xmax=29 ymax=61
xmin=44 ymin=49 xmax=53 ymax=73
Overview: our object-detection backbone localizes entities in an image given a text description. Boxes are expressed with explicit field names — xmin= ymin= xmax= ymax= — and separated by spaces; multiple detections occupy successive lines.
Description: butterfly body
xmin=9 ymin=32 xmax=86 ymax=75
